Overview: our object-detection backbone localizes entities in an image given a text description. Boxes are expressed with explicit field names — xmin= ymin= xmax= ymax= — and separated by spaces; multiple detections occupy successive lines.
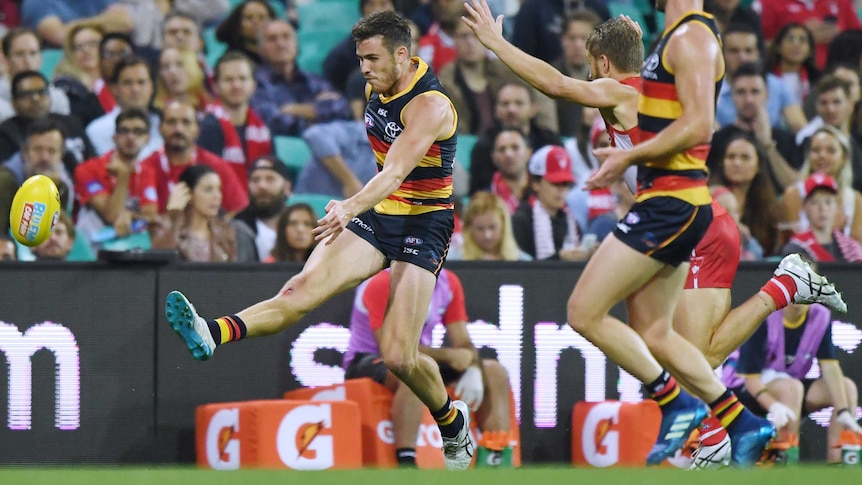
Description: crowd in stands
xmin=1 ymin=0 xmax=862 ymax=266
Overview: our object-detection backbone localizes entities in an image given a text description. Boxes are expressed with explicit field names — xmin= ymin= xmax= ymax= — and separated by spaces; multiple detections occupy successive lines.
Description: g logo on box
xmin=582 ymin=402 xmax=621 ymax=467
xmin=206 ymin=408 xmax=240 ymax=470
xmin=277 ymin=403 xmax=334 ymax=470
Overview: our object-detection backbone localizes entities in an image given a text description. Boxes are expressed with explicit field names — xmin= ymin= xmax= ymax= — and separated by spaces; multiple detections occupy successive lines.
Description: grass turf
xmin=0 ymin=466 xmax=859 ymax=485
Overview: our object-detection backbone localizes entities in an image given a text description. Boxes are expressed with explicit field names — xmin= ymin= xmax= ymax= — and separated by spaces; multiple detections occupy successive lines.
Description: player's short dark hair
xmin=1 ymin=27 xmax=38 ymax=57
xmin=213 ymin=50 xmax=255 ymax=80
xmin=585 ymin=17 xmax=644 ymax=74
xmin=10 ymin=70 xmax=48 ymax=99
xmin=731 ymin=62 xmax=767 ymax=85
xmin=24 ymin=117 xmax=66 ymax=144
xmin=110 ymin=54 xmax=152 ymax=85
xmin=116 ymin=108 xmax=152 ymax=131
xmin=352 ymin=11 xmax=412 ymax=54
xmin=817 ymin=74 xmax=852 ymax=99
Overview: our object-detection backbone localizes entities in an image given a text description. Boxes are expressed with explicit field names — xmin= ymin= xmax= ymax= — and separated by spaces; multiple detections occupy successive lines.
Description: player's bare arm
xmin=461 ymin=0 xmax=636 ymax=110
xmin=312 ymin=93 xmax=455 ymax=244
xmin=587 ymin=23 xmax=721 ymax=189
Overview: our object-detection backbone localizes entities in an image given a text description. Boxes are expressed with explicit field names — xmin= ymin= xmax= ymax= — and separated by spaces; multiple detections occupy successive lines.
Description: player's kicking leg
xmin=166 ymin=229 xmax=387 ymax=360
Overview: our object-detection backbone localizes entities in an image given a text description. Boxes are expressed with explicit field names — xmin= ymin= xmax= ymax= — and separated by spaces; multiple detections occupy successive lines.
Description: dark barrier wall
xmin=1 ymin=262 xmax=860 ymax=464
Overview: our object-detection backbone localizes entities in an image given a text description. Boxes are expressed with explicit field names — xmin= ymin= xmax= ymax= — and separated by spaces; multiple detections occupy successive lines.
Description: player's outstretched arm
xmin=461 ymin=0 xmax=632 ymax=109
xmin=313 ymin=94 xmax=455 ymax=244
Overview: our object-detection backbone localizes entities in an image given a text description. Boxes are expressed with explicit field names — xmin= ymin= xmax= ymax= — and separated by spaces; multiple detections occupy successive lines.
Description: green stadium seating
xmin=455 ymin=134 xmax=478 ymax=172
xmin=40 ymin=49 xmax=63 ymax=80
xmin=287 ymin=193 xmax=333 ymax=218
xmin=67 ymin=235 xmax=96 ymax=262
xmin=297 ymin=2 xmax=360 ymax=33
xmin=607 ymin=2 xmax=650 ymax=42
xmin=297 ymin=29 xmax=350 ymax=75
xmin=203 ymin=27 xmax=227 ymax=69
xmin=101 ymin=231 xmax=153 ymax=252
xmin=274 ymin=135 xmax=314 ymax=176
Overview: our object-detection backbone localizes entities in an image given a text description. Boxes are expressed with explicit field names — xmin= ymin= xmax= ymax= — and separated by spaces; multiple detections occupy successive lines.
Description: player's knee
xmin=567 ymin=298 xmax=598 ymax=335
xmin=481 ymin=359 xmax=510 ymax=392
xmin=274 ymin=272 xmax=315 ymax=312
xmin=788 ymin=379 xmax=805 ymax=402
xmin=845 ymin=378 xmax=858 ymax=404
xmin=380 ymin=346 xmax=418 ymax=378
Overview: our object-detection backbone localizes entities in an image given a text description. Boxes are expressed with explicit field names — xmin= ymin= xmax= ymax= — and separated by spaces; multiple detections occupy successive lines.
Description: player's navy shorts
xmin=345 ymin=352 xmax=461 ymax=384
xmin=613 ymin=196 xmax=713 ymax=266
xmin=685 ymin=204 xmax=740 ymax=289
xmin=347 ymin=208 xmax=453 ymax=276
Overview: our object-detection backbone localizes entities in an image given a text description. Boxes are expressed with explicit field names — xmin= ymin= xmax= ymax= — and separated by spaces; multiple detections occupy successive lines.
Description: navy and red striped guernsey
xmin=364 ymin=57 xmax=457 ymax=216
xmin=637 ymin=11 xmax=724 ymax=206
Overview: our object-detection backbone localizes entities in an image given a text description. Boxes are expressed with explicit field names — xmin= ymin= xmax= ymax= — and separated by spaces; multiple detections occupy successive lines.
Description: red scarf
xmin=773 ymin=65 xmax=811 ymax=100
xmin=94 ymin=78 xmax=117 ymax=113
xmin=789 ymin=230 xmax=836 ymax=262
xmin=207 ymin=103 xmax=273 ymax=181
xmin=491 ymin=171 xmax=523 ymax=215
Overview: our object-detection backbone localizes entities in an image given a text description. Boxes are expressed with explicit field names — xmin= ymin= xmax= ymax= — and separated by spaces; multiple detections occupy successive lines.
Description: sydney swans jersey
xmin=605 ymin=76 xmax=641 ymax=150
xmin=638 ymin=11 xmax=723 ymax=205
xmin=364 ymin=57 xmax=457 ymax=215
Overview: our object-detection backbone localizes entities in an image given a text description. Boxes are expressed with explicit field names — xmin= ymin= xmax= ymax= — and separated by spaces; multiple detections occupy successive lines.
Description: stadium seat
xmin=607 ymin=2 xmax=651 ymax=43
xmin=297 ymin=29 xmax=350 ymax=75
xmin=287 ymin=193 xmax=333 ymax=218
xmin=203 ymin=27 xmax=227 ymax=69
xmin=40 ymin=49 xmax=63 ymax=79
xmin=273 ymin=135 xmax=313 ymax=175
xmin=297 ymin=2 xmax=359 ymax=33
xmin=195 ymin=399 xmax=362 ymax=469
xmin=455 ymin=134 xmax=478 ymax=172
xmin=100 ymin=231 xmax=152 ymax=252
xmin=67 ymin=235 xmax=97 ymax=262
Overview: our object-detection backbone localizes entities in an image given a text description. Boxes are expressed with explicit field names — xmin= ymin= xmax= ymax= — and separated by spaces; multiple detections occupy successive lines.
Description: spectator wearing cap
xmin=782 ymin=173 xmax=862 ymax=261
xmin=233 ymin=155 xmax=293 ymax=261
xmin=512 ymin=145 xmax=589 ymax=261
xmin=294 ymin=120 xmax=378 ymax=198
xmin=781 ymin=125 xmax=862 ymax=242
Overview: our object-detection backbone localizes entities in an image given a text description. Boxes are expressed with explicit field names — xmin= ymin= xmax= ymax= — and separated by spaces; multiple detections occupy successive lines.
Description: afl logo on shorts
xmin=625 ymin=212 xmax=640 ymax=225
xmin=403 ymin=236 xmax=423 ymax=246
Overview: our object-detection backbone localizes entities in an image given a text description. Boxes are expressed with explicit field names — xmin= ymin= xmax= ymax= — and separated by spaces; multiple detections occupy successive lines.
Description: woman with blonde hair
xmin=780 ymin=125 xmax=862 ymax=243
xmin=53 ymin=23 xmax=115 ymax=125
xmin=153 ymin=46 xmax=217 ymax=115
xmin=448 ymin=191 xmax=531 ymax=261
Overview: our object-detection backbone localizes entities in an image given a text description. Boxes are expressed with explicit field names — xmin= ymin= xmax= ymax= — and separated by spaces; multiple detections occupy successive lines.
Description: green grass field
xmin=0 ymin=466 xmax=859 ymax=485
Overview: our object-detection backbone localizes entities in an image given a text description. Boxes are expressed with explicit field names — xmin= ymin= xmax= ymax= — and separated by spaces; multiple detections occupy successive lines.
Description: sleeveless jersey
xmin=604 ymin=76 xmax=641 ymax=151
xmin=364 ymin=57 xmax=457 ymax=216
xmin=342 ymin=268 xmax=460 ymax=369
xmin=764 ymin=304 xmax=832 ymax=379
xmin=637 ymin=11 xmax=724 ymax=205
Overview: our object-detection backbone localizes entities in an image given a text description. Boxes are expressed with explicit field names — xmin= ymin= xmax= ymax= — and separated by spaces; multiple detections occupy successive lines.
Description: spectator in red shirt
xmin=74 ymin=108 xmax=158 ymax=249
xmin=140 ymin=100 xmax=248 ymax=214
xmin=417 ymin=0 xmax=464 ymax=73
xmin=759 ymin=0 xmax=862 ymax=68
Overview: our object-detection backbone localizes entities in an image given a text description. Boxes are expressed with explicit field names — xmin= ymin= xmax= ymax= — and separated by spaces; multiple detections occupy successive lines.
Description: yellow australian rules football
xmin=9 ymin=174 xmax=62 ymax=247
